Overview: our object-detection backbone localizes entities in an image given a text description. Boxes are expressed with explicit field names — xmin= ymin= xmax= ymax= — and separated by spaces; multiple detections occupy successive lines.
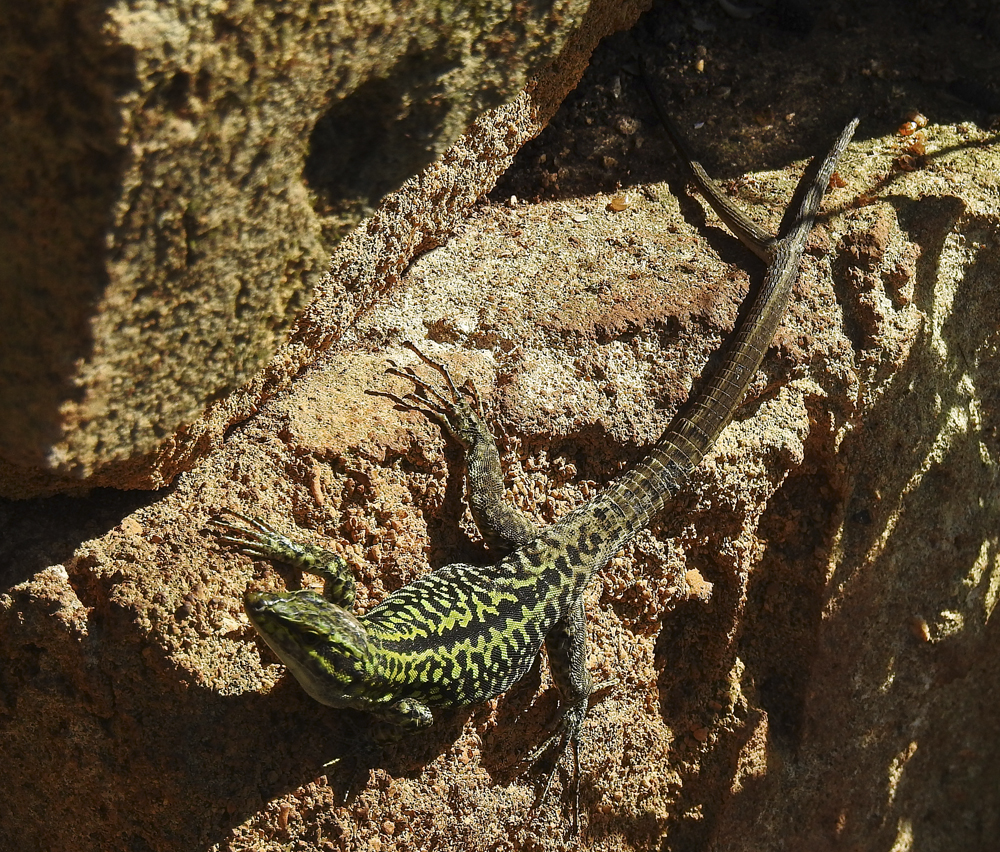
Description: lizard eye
xmin=300 ymin=630 xmax=324 ymax=648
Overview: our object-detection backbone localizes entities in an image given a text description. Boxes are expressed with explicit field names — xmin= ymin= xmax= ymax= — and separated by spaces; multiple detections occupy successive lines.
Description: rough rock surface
xmin=0 ymin=0 xmax=646 ymax=493
xmin=2 ymin=2 xmax=1000 ymax=851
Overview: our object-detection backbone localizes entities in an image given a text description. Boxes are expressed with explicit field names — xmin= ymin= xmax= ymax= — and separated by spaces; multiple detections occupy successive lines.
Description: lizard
xmin=210 ymin=81 xmax=858 ymax=831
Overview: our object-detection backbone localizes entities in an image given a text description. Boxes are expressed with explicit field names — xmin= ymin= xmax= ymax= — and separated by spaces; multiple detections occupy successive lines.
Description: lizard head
xmin=244 ymin=588 xmax=373 ymax=708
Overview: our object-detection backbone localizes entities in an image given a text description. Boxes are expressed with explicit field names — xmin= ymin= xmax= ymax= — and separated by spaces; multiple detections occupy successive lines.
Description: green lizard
xmin=211 ymin=87 xmax=857 ymax=831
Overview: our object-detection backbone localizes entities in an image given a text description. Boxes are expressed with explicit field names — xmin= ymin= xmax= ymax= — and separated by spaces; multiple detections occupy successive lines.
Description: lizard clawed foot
xmin=524 ymin=680 xmax=617 ymax=836
xmin=207 ymin=508 xmax=291 ymax=560
xmin=208 ymin=508 xmax=357 ymax=606
xmin=370 ymin=342 xmax=488 ymax=450
xmin=524 ymin=715 xmax=585 ymax=836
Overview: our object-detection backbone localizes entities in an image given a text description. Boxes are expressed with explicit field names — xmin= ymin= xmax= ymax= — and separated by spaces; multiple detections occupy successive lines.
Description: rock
xmin=0 ymin=0 xmax=648 ymax=496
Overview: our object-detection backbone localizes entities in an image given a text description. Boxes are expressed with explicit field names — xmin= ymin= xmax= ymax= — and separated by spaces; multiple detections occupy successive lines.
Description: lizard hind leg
xmin=401 ymin=340 xmax=485 ymax=412
xmin=375 ymin=342 xmax=539 ymax=553
xmin=529 ymin=596 xmax=615 ymax=835
xmin=528 ymin=697 xmax=589 ymax=836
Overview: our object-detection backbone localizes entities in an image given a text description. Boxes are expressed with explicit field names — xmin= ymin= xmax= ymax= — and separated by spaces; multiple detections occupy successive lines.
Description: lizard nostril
xmin=243 ymin=591 xmax=266 ymax=611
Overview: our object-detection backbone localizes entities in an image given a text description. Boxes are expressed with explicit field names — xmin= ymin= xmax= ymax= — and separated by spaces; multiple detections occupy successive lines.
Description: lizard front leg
xmin=211 ymin=512 xmax=439 ymax=732
xmin=209 ymin=509 xmax=356 ymax=607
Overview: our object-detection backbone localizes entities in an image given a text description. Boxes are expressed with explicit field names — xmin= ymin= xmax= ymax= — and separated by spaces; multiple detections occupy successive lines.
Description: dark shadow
xmin=304 ymin=45 xmax=471 ymax=246
xmin=0 ymin=487 xmax=160 ymax=587
xmin=0 ymin=3 xmax=134 ymax=474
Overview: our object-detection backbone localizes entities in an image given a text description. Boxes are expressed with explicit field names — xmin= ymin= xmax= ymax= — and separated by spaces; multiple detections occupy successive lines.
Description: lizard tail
xmin=599 ymin=115 xmax=859 ymax=534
